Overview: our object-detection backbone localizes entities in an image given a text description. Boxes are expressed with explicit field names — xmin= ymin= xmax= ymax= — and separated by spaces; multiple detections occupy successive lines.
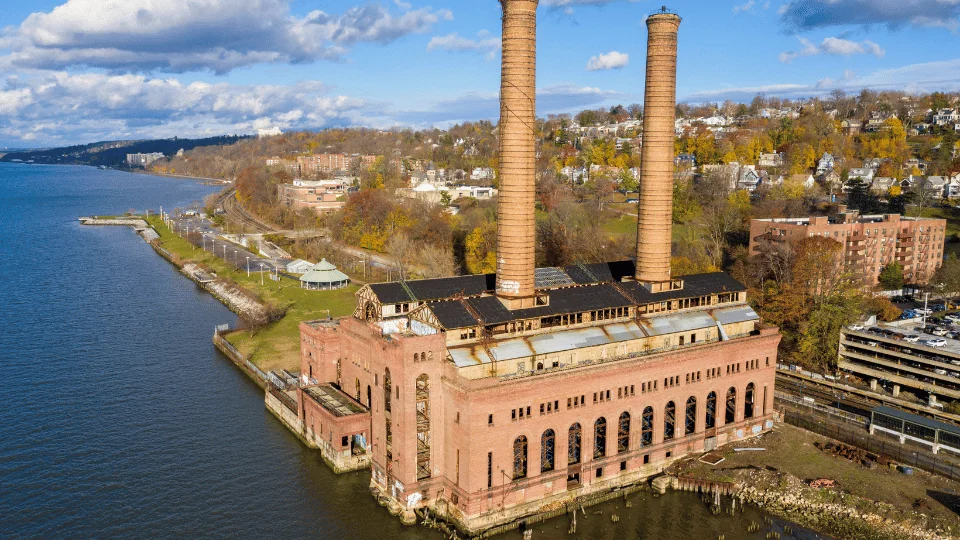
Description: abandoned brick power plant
xmin=267 ymin=3 xmax=780 ymax=535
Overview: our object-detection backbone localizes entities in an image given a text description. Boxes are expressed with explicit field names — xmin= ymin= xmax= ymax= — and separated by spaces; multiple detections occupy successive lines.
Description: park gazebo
xmin=299 ymin=259 xmax=350 ymax=290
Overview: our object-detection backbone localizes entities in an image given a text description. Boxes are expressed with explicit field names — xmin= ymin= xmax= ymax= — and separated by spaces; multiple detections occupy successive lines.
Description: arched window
xmin=568 ymin=423 xmax=582 ymax=465
xmin=414 ymin=353 xmax=419 ymax=362
xmin=416 ymin=374 xmax=431 ymax=480
xmin=383 ymin=368 xmax=392 ymax=413
xmin=641 ymin=407 xmax=653 ymax=446
xmin=617 ymin=412 xmax=630 ymax=453
xmin=705 ymin=391 xmax=717 ymax=429
xmin=725 ymin=387 xmax=737 ymax=425
xmin=685 ymin=396 xmax=697 ymax=435
xmin=664 ymin=401 xmax=676 ymax=441
xmin=541 ymin=430 xmax=556 ymax=473
xmin=355 ymin=378 xmax=360 ymax=401
xmin=366 ymin=385 xmax=372 ymax=408
xmin=745 ymin=383 xmax=756 ymax=419
xmin=513 ymin=436 xmax=528 ymax=479
xmin=594 ymin=417 xmax=607 ymax=459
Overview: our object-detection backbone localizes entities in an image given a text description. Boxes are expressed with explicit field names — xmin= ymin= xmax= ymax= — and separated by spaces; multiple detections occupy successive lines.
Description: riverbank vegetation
xmin=147 ymin=216 xmax=357 ymax=372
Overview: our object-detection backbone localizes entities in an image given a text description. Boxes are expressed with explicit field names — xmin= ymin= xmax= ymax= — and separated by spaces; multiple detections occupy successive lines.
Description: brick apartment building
xmin=749 ymin=210 xmax=946 ymax=285
xmin=277 ymin=179 xmax=350 ymax=213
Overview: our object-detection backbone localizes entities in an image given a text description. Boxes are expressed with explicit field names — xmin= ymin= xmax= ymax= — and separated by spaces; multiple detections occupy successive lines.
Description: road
xmin=168 ymin=214 xmax=279 ymax=275
xmin=218 ymin=188 xmax=400 ymax=272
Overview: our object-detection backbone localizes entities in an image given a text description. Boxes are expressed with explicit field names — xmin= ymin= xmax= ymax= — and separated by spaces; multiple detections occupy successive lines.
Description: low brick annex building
xmin=749 ymin=210 xmax=946 ymax=285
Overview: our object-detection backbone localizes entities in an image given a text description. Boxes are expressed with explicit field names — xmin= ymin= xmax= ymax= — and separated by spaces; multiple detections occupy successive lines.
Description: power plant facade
xmin=289 ymin=4 xmax=779 ymax=535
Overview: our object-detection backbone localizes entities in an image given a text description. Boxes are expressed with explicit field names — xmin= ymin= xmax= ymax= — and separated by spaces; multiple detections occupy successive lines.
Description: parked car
xmin=848 ymin=324 xmax=864 ymax=331
xmin=924 ymin=338 xmax=947 ymax=347
xmin=935 ymin=368 xmax=948 ymax=375
xmin=868 ymin=327 xmax=884 ymax=334
xmin=933 ymin=327 xmax=950 ymax=336
xmin=915 ymin=308 xmax=933 ymax=315
xmin=904 ymin=335 xmax=921 ymax=343
xmin=933 ymin=304 xmax=947 ymax=312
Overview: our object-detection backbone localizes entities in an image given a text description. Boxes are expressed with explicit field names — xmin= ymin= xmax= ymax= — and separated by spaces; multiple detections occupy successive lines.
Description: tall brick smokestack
xmin=496 ymin=0 xmax=538 ymax=305
xmin=635 ymin=9 xmax=681 ymax=289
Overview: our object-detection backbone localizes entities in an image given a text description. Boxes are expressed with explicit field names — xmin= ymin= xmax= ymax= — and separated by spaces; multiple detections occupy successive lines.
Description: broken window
xmin=664 ymin=401 xmax=676 ymax=441
xmin=568 ymin=423 xmax=582 ymax=465
xmin=594 ymin=417 xmax=607 ymax=459
xmin=685 ymin=396 xmax=697 ymax=435
xmin=706 ymin=391 xmax=717 ymax=429
xmin=513 ymin=435 xmax=528 ymax=479
xmin=617 ymin=412 xmax=630 ymax=454
xmin=745 ymin=383 xmax=756 ymax=419
xmin=541 ymin=430 xmax=555 ymax=473
xmin=725 ymin=386 xmax=737 ymax=425
xmin=641 ymin=407 xmax=653 ymax=446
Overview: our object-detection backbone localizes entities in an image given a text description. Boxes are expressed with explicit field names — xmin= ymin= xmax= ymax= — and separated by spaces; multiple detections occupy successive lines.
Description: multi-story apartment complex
xmin=126 ymin=152 xmax=164 ymax=167
xmin=277 ymin=179 xmax=350 ymax=212
xmin=749 ymin=211 xmax=946 ymax=285
xmin=282 ymin=5 xmax=780 ymax=535
xmin=266 ymin=157 xmax=301 ymax=177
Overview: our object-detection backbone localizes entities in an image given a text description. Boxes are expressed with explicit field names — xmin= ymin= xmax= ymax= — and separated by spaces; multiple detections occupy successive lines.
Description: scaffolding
xmin=706 ymin=392 xmax=717 ymax=429
xmin=594 ymin=417 xmax=607 ymax=459
xmin=664 ymin=402 xmax=676 ymax=440
xmin=618 ymin=413 xmax=630 ymax=453
xmin=726 ymin=387 xmax=737 ymax=425
xmin=685 ymin=397 xmax=697 ymax=435
xmin=416 ymin=375 xmax=431 ymax=481
xmin=513 ymin=435 xmax=528 ymax=479
xmin=568 ymin=423 xmax=582 ymax=465
xmin=540 ymin=430 xmax=555 ymax=473
xmin=642 ymin=407 xmax=654 ymax=446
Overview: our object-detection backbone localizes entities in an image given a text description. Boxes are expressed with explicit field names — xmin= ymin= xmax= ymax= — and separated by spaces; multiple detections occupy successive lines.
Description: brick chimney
xmin=635 ymin=9 xmax=682 ymax=292
xmin=496 ymin=0 xmax=538 ymax=309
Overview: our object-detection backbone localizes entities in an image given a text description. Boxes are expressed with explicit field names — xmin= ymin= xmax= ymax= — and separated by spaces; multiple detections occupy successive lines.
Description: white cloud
xmin=427 ymin=31 xmax=500 ymax=60
xmin=684 ymin=57 xmax=960 ymax=102
xmin=733 ymin=1 xmax=756 ymax=14
xmin=779 ymin=36 xmax=885 ymax=63
xmin=586 ymin=51 xmax=630 ymax=71
xmin=779 ymin=0 xmax=960 ymax=32
xmin=0 ymin=0 xmax=453 ymax=74
xmin=0 ymin=71 xmax=371 ymax=144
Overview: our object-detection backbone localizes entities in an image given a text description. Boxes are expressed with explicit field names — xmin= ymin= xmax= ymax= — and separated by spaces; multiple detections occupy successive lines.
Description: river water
xmin=0 ymin=163 xmax=824 ymax=539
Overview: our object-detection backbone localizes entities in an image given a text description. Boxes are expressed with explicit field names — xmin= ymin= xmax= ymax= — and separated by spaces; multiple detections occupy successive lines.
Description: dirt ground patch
xmin=672 ymin=424 xmax=960 ymax=535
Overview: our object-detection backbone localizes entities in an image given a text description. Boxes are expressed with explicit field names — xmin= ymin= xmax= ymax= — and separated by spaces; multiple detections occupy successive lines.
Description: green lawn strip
xmin=146 ymin=215 xmax=358 ymax=372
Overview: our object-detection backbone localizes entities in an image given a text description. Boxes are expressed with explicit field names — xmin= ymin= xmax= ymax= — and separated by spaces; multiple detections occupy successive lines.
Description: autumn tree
xmin=877 ymin=262 xmax=905 ymax=291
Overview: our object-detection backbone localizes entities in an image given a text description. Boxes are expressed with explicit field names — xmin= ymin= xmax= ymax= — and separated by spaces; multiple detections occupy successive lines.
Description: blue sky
xmin=1 ymin=0 xmax=960 ymax=147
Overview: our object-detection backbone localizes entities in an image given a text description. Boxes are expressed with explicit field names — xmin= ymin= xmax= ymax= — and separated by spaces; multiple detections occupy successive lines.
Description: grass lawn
xmin=146 ymin=216 xmax=358 ymax=372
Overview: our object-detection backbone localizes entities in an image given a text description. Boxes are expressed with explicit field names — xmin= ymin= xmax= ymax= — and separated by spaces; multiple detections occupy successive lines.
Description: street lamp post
xmin=246 ymin=256 xmax=250 ymax=277
xmin=260 ymin=263 xmax=265 ymax=286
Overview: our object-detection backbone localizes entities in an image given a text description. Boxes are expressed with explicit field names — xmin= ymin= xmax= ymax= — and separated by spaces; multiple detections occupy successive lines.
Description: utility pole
xmin=923 ymin=292 xmax=930 ymax=327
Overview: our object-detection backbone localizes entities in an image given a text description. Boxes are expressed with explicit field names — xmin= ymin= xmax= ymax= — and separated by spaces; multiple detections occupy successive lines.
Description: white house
xmin=848 ymin=168 xmax=876 ymax=183
xmin=758 ymin=152 xmax=784 ymax=168
xmin=816 ymin=153 xmax=835 ymax=175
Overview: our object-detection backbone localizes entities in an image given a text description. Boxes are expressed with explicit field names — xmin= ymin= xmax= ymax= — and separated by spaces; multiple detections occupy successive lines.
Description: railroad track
xmin=221 ymin=189 xmax=280 ymax=234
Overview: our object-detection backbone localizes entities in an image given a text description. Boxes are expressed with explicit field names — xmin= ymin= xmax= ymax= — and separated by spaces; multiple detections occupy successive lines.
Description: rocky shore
xmin=731 ymin=469 xmax=955 ymax=540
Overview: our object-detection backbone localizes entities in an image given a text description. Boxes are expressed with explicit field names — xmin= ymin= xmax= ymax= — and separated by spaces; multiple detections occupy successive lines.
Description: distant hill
xmin=0 ymin=136 xmax=249 ymax=167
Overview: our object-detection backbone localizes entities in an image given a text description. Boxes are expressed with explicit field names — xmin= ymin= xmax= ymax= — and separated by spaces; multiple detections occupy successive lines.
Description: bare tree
xmin=386 ymin=232 xmax=415 ymax=280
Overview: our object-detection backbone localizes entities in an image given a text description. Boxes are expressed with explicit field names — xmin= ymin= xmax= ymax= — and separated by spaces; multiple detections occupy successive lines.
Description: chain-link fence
xmin=781 ymin=408 xmax=960 ymax=480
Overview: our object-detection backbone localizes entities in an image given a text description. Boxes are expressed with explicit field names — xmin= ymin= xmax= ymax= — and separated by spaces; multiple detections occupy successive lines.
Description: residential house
xmin=816 ymin=152 xmax=835 ymax=175
xmin=848 ymin=168 xmax=876 ymax=183
xmin=787 ymin=174 xmax=815 ymax=190
xmin=870 ymin=177 xmax=898 ymax=196
xmin=933 ymin=109 xmax=960 ymax=126
xmin=738 ymin=167 xmax=763 ymax=191
xmin=818 ymin=170 xmax=843 ymax=193
xmin=841 ymin=120 xmax=862 ymax=135
xmin=758 ymin=152 xmax=785 ymax=168
xmin=927 ymin=176 xmax=951 ymax=199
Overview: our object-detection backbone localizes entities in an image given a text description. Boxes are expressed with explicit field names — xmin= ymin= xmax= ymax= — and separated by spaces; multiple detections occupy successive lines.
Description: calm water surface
xmin=0 ymin=163 xmax=821 ymax=539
